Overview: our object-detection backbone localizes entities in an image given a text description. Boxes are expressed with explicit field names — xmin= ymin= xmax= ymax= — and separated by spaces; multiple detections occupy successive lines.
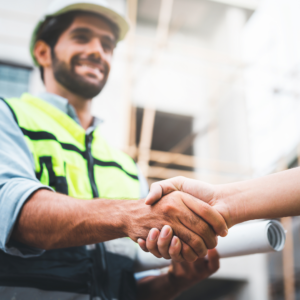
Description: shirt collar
xmin=37 ymin=92 xmax=102 ymax=132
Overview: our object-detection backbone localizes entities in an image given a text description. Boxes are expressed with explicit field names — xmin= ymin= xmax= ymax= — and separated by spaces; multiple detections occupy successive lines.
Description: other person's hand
xmin=125 ymin=191 xmax=227 ymax=261
xmin=145 ymin=176 xmax=231 ymax=227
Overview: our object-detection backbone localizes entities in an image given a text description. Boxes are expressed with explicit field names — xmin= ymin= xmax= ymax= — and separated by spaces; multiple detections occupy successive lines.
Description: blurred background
xmin=1 ymin=0 xmax=300 ymax=299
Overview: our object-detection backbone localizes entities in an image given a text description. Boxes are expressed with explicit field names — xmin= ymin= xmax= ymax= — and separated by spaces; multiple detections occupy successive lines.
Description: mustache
xmin=71 ymin=55 xmax=108 ymax=73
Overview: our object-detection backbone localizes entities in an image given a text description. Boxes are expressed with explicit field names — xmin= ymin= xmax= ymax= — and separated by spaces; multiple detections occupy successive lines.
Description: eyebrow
xmin=70 ymin=27 xmax=116 ymax=45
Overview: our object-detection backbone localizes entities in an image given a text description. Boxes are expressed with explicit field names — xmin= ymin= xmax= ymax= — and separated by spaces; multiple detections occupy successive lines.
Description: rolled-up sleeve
xmin=0 ymin=100 xmax=51 ymax=257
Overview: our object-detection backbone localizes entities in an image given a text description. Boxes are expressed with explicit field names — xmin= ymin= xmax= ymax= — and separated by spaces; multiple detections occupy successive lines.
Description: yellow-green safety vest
xmin=4 ymin=93 xmax=140 ymax=200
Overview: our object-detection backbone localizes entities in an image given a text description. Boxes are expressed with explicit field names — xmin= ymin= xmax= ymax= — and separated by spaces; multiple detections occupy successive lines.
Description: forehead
xmin=67 ymin=14 xmax=116 ymax=39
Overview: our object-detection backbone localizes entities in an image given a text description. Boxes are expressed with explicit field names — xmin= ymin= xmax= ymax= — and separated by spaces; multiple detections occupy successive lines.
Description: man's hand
xmin=136 ymin=248 xmax=220 ymax=300
xmin=168 ymin=248 xmax=220 ymax=291
xmin=125 ymin=191 xmax=227 ymax=261
xmin=138 ymin=225 xmax=188 ymax=262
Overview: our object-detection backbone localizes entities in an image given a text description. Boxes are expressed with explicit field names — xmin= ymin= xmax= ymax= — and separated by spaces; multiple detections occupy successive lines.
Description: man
xmin=0 ymin=0 xmax=227 ymax=299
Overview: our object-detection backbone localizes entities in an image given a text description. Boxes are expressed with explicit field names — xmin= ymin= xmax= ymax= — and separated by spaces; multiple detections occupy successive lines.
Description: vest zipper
xmin=85 ymin=132 xmax=99 ymax=198
xmin=85 ymin=135 xmax=109 ymax=299
xmin=97 ymin=243 xmax=110 ymax=300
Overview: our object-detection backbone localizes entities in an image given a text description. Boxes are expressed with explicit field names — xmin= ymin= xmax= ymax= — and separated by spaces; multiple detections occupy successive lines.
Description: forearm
xmin=137 ymin=273 xmax=184 ymax=300
xmin=219 ymin=167 xmax=300 ymax=226
xmin=12 ymin=189 xmax=132 ymax=249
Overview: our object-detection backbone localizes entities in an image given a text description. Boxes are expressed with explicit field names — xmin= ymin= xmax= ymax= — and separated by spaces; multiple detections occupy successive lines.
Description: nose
xmin=86 ymin=37 xmax=104 ymax=59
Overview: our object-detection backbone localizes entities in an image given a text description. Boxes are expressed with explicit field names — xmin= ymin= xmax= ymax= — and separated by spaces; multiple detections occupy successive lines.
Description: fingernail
xmin=161 ymin=225 xmax=171 ymax=238
xmin=149 ymin=229 xmax=159 ymax=241
xmin=171 ymin=236 xmax=178 ymax=247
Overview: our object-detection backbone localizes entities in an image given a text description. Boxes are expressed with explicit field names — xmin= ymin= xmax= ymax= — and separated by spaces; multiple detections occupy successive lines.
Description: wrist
xmin=214 ymin=184 xmax=246 ymax=228
xmin=92 ymin=199 xmax=135 ymax=241
xmin=120 ymin=199 xmax=149 ymax=241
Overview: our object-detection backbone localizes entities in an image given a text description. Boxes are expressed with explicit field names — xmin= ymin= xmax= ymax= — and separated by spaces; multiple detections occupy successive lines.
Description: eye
xmin=102 ymin=42 xmax=113 ymax=52
xmin=73 ymin=34 xmax=90 ymax=43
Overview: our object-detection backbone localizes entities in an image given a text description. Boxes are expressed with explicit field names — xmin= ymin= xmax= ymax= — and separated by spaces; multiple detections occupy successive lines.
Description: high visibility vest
xmin=4 ymin=93 xmax=140 ymax=200
xmin=0 ymin=93 xmax=141 ymax=300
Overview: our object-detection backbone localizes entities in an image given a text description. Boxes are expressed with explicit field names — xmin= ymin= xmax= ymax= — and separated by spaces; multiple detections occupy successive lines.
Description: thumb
xmin=145 ymin=182 xmax=163 ymax=205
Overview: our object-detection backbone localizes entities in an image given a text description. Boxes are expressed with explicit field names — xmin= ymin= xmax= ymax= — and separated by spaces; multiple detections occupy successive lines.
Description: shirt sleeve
xmin=0 ymin=100 xmax=52 ymax=257
xmin=137 ymin=165 xmax=149 ymax=199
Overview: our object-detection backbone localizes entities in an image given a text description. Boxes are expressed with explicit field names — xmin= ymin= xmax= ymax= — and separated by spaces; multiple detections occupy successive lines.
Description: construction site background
xmin=1 ymin=0 xmax=300 ymax=299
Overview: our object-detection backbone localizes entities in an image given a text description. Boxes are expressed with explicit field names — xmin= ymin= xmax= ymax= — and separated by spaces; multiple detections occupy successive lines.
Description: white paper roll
xmin=216 ymin=219 xmax=286 ymax=258
xmin=135 ymin=220 xmax=286 ymax=271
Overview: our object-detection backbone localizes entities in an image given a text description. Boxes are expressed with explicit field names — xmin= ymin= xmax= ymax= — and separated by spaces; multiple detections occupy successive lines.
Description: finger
xmin=177 ymin=198 xmax=217 ymax=250
xmin=157 ymin=225 xmax=173 ymax=259
xmin=137 ymin=238 xmax=149 ymax=252
xmin=181 ymin=241 xmax=198 ymax=262
xmin=146 ymin=228 xmax=162 ymax=258
xmin=176 ymin=226 xmax=209 ymax=258
xmin=169 ymin=236 xmax=184 ymax=262
xmin=145 ymin=177 xmax=185 ymax=205
xmin=180 ymin=192 xmax=228 ymax=237
xmin=207 ymin=248 xmax=220 ymax=273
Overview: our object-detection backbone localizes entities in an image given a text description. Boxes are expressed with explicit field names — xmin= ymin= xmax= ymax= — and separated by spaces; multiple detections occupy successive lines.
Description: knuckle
xmin=160 ymin=201 xmax=176 ymax=217
xmin=208 ymin=239 xmax=217 ymax=250
xmin=150 ymin=182 xmax=159 ymax=190
xmin=178 ymin=231 xmax=192 ymax=244
xmin=146 ymin=241 xmax=156 ymax=251
xmin=162 ymin=253 xmax=171 ymax=259
xmin=169 ymin=248 xmax=178 ymax=257
xmin=187 ymin=213 xmax=199 ymax=227
xmin=181 ymin=244 xmax=197 ymax=262
xmin=169 ymin=245 xmax=180 ymax=256
xmin=157 ymin=239 xmax=168 ymax=249
xmin=176 ymin=176 xmax=185 ymax=184
xmin=210 ymin=236 xmax=218 ymax=249
xmin=191 ymin=238 xmax=207 ymax=257
xmin=200 ymin=204 xmax=210 ymax=216
xmin=164 ymin=191 xmax=180 ymax=201
xmin=185 ymin=254 xmax=197 ymax=263
xmin=198 ymin=222 xmax=216 ymax=246
xmin=198 ymin=220 xmax=211 ymax=232
xmin=152 ymin=252 xmax=162 ymax=259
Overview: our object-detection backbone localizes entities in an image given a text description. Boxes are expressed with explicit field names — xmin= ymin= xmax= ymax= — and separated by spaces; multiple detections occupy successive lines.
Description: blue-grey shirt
xmin=0 ymin=93 xmax=148 ymax=258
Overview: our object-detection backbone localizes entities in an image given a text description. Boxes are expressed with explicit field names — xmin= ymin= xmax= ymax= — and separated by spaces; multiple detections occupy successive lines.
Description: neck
xmin=44 ymin=72 xmax=94 ymax=131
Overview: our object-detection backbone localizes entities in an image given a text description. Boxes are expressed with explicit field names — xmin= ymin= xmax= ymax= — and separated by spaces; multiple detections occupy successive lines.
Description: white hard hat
xmin=30 ymin=0 xmax=129 ymax=66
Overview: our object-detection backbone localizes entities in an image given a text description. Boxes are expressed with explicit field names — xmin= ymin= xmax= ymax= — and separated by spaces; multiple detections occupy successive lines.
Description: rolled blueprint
xmin=135 ymin=219 xmax=286 ymax=271
xmin=216 ymin=219 xmax=286 ymax=258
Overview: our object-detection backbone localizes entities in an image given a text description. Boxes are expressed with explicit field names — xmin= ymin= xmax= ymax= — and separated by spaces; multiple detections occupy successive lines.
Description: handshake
xmin=126 ymin=176 xmax=233 ymax=263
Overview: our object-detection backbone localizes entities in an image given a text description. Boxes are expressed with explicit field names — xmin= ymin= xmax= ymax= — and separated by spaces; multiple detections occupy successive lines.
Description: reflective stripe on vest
xmin=4 ymin=93 xmax=140 ymax=200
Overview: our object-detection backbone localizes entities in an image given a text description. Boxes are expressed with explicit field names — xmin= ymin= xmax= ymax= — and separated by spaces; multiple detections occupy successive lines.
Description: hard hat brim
xmin=30 ymin=2 xmax=129 ymax=66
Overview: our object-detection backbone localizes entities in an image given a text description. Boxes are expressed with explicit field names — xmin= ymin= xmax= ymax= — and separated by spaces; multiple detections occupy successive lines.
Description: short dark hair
xmin=34 ymin=10 xmax=119 ymax=82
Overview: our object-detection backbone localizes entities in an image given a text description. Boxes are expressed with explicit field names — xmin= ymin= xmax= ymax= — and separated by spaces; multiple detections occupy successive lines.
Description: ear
xmin=34 ymin=40 xmax=52 ymax=67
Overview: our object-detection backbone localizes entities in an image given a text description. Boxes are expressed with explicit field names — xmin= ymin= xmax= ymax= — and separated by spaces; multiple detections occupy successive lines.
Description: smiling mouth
xmin=75 ymin=60 xmax=104 ymax=79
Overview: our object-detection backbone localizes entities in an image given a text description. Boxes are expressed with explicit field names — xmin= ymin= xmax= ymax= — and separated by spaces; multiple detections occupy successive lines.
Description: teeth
xmin=81 ymin=64 xmax=99 ymax=71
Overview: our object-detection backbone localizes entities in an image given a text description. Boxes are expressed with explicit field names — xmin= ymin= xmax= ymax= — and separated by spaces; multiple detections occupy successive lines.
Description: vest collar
xmin=20 ymin=93 xmax=98 ymax=142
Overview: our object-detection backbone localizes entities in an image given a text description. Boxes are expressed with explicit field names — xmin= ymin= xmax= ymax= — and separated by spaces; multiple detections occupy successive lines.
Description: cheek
xmin=55 ymin=43 xmax=80 ymax=65
xmin=104 ymin=55 xmax=113 ymax=71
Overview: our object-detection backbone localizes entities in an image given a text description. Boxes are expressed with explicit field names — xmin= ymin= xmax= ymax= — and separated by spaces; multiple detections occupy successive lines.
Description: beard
xmin=52 ymin=51 xmax=108 ymax=99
